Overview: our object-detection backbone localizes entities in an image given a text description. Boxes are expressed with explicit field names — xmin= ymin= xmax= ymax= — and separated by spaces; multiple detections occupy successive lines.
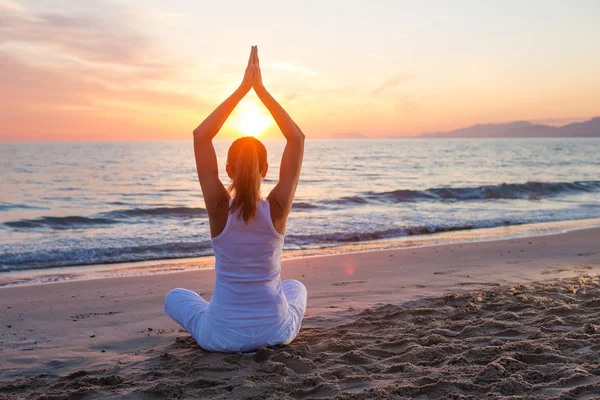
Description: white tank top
xmin=207 ymin=199 xmax=288 ymax=328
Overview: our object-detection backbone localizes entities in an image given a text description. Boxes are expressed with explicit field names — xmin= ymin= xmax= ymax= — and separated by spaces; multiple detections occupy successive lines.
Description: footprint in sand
xmin=136 ymin=328 xmax=177 ymax=335
xmin=541 ymin=267 xmax=573 ymax=275
xmin=542 ymin=266 xmax=594 ymax=276
xmin=456 ymin=282 xmax=500 ymax=287
xmin=272 ymin=354 xmax=314 ymax=374
xmin=70 ymin=311 xmax=122 ymax=320
xmin=331 ymin=281 xmax=367 ymax=287
xmin=433 ymin=269 xmax=461 ymax=275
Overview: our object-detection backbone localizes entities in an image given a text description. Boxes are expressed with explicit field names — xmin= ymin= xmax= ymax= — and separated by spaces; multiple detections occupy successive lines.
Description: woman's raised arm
xmin=193 ymin=47 xmax=257 ymax=218
xmin=253 ymin=47 xmax=305 ymax=232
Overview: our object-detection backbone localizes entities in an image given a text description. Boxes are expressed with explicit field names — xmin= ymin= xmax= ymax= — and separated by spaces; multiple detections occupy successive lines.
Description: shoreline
xmin=2 ymin=217 xmax=600 ymax=288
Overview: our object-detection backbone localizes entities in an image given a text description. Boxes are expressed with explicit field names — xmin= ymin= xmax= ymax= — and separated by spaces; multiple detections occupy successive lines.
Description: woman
xmin=164 ymin=46 xmax=307 ymax=353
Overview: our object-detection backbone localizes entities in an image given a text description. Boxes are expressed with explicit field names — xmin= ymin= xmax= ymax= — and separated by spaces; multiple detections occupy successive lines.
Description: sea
xmin=1 ymin=139 xmax=600 ymax=273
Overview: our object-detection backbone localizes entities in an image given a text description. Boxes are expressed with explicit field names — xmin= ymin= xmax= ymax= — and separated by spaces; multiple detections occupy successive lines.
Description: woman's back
xmin=208 ymin=199 xmax=288 ymax=327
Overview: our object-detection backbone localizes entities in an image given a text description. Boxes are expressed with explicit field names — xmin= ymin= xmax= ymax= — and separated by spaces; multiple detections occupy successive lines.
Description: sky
xmin=1 ymin=0 xmax=599 ymax=141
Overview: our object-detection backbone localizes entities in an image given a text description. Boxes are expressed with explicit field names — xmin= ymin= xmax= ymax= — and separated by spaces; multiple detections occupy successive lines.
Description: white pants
xmin=164 ymin=279 xmax=307 ymax=353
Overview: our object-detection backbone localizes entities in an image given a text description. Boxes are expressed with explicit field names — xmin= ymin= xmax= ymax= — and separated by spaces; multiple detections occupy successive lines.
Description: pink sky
xmin=1 ymin=0 xmax=599 ymax=141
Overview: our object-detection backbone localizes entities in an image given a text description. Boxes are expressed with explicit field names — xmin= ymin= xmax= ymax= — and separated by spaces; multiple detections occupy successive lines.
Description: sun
xmin=231 ymin=101 xmax=272 ymax=137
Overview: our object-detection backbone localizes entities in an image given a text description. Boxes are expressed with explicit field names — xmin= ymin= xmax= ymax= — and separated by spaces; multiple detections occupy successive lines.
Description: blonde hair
xmin=227 ymin=137 xmax=267 ymax=224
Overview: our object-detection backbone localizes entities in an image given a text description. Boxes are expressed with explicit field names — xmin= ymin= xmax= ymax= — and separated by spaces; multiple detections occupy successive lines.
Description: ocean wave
xmin=2 ymin=214 xmax=599 ymax=271
xmin=100 ymin=206 xmax=207 ymax=219
xmin=158 ymin=188 xmax=194 ymax=193
xmin=4 ymin=216 xmax=119 ymax=230
xmin=0 ymin=202 xmax=46 ymax=211
xmin=0 ymin=203 xmax=321 ymax=232
xmin=328 ymin=181 xmax=600 ymax=205
xmin=0 ymin=223 xmax=481 ymax=271
xmin=292 ymin=202 xmax=319 ymax=210
xmin=286 ymin=224 xmax=475 ymax=245
xmin=0 ymin=241 xmax=214 ymax=271
xmin=2 ymin=206 xmax=208 ymax=231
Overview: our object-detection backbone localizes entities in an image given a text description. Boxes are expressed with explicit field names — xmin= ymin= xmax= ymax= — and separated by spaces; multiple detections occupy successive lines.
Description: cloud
xmin=371 ymin=75 xmax=414 ymax=97
xmin=268 ymin=62 xmax=318 ymax=76
xmin=0 ymin=8 xmax=150 ymax=65
xmin=0 ymin=54 xmax=211 ymax=141
xmin=0 ymin=0 xmax=24 ymax=13
xmin=0 ymin=54 xmax=206 ymax=114
xmin=0 ymin=2 xmax=209 ymax=142
xmin=282 ymin=90 xmax=307 ymax=103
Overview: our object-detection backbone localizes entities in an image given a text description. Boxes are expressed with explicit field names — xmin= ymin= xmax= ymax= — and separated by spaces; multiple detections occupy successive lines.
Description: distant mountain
xmin=419 ymin=117 xmax=600 ymax=138
xmin=330 ymin=132 xmax=368 ymax=139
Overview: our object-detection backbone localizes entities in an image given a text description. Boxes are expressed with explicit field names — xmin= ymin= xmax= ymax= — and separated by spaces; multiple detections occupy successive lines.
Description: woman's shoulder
xmin=263 ymin=196 xmax=286 ymax=237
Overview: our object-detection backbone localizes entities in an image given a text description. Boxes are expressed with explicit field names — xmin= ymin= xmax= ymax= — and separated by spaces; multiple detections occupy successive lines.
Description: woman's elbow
xmin=293 ymin=129 xmax=305 ymax=143
xmin=193 ymin=128 xmax=210 ymax=142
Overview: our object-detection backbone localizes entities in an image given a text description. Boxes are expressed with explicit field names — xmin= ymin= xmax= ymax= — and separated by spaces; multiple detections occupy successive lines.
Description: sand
xmin=1 ymin=227 xmax=600 ymax=399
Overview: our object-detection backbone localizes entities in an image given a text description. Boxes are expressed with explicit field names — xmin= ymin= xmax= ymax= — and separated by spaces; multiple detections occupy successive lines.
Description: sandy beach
xmin=1 ymin=227 xmax=600 ymax=399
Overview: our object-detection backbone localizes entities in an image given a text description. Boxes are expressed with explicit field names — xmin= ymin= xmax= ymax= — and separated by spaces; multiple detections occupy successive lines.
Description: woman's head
xmin=226 ymin=137 xmax=268 ymax=224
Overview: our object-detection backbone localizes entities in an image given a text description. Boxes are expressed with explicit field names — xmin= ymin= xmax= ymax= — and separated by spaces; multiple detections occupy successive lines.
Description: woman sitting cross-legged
xmin=164 ymin=46 xmax=307 ymax=353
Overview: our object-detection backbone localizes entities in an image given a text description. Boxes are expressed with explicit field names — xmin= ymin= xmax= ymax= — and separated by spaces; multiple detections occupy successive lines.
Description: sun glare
xmin=231 ymin=101 xmax=272 ymax=137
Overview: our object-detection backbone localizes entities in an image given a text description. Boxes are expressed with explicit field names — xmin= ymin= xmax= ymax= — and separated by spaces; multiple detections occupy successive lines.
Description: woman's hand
xmin=240 ymin=46 xmax=257 ymax=93
xmin=240 ymin=45 xmax=265 ymax=93
xmin=251 ymin=46 xmax=265 ymax=91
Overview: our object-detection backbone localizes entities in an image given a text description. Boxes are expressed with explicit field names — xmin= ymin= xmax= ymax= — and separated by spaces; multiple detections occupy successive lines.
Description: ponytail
xmin=227 ymin=137 xmax=267 ymax=224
